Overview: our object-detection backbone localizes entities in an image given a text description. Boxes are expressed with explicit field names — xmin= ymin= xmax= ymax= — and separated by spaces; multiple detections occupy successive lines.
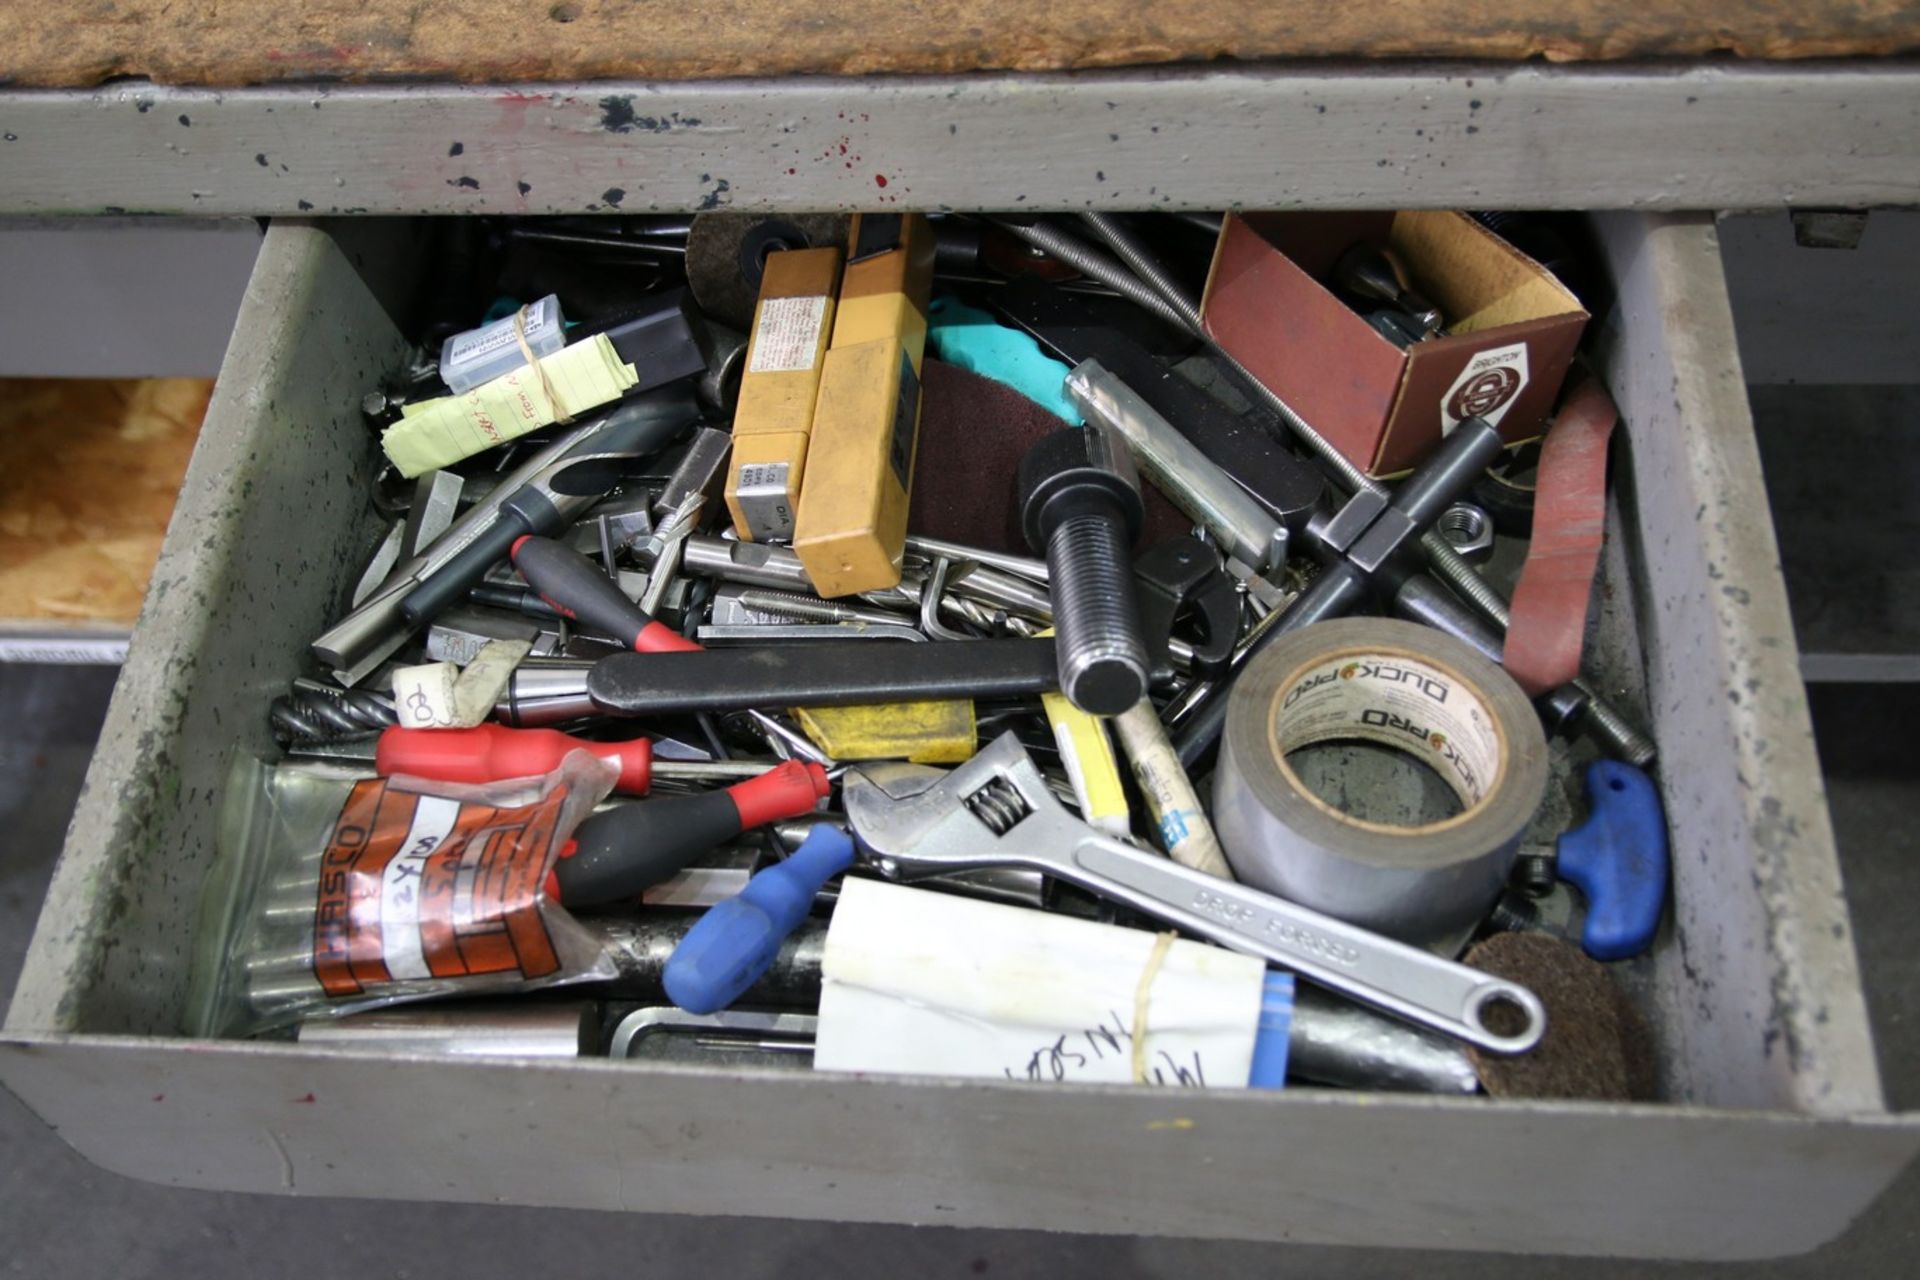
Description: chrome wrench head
xmin=843 ymin=734 xmax=1055 ymax=880
xmin=845 ymin=732 xmax=1547 ymax=1055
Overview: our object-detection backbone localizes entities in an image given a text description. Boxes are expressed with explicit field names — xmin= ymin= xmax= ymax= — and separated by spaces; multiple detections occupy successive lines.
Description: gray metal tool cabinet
xmin=2 ymin=62 xmax=1919 ymax=1261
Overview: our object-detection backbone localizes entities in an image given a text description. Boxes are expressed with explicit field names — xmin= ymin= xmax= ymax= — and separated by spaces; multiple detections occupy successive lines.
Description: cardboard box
xmin=793 ymin=213 xmax=936 ymax=597
xmin=1202 ymin=211 xmax=1588 ymax=477
xmin=724 ymin=247 xmax=842 ymax=542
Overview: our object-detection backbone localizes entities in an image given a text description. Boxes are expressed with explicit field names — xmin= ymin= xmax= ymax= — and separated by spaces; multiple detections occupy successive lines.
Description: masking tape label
xmin=393 ymin=662 xmax=460 ymax=729
xmin=1274 ymin=652 xmax=1501 ymax=809
xmin=393 ymin=640 xmax=531 ymax=730
xmin=748 ymin=296 xmax=830 ymax=374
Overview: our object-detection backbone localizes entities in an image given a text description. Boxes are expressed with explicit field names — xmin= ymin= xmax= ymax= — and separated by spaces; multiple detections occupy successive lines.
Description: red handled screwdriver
xmin=509 ymin=535 xmax=701 ymax=653
xmin=546 ymin=761 xmax=832 ymax=907
xmin=375 ymin=723 xmax=656 ymax=794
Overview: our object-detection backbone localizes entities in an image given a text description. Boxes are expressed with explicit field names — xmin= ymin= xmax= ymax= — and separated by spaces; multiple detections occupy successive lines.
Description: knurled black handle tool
xmin=509 ymin=535 xmax=700 ymax=653
xmin=587 ymin=639 xmax=1061 ymax=716
xmin=395 ymin=384 xmax=700 ymax=629
xmin=1018 ymin=425 xmax=1150 ymax=716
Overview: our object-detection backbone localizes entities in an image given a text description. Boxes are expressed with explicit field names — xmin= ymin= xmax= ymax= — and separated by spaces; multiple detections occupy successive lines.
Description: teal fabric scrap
xmin=926 ymin=296 xmax=1082 ymax=426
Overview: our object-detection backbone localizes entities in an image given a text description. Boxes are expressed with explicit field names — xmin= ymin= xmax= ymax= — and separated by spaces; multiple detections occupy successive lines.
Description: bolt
xmin=1486 ymin=891 xmax=1540 ymax=933
xmin=1513 ymin=853 xmax=1559 ymax=898
xmin=1017 ymin=424 xmax=1150 ymax=715
xmin=1437 ymin=501 xmax=1495 ymax=563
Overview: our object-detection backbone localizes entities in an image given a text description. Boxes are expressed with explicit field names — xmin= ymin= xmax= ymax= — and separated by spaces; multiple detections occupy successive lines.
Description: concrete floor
xmin=1 ymin=666 xmax=1917 ymax=1277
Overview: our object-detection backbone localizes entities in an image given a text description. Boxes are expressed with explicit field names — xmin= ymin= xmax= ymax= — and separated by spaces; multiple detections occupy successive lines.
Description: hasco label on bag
xmin=311 ymin=778 xmax=566 ymax=997
xmin=1440 ymin=342 xmax=1530 ymax=434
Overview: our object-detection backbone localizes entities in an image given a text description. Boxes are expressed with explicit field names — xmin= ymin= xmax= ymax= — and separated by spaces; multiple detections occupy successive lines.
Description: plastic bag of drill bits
xmin=187 ymin=749 xmax=621 ymax=1036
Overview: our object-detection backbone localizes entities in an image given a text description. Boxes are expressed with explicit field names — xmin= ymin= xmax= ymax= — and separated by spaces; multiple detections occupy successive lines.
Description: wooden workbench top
xmin=6 ymin=1 xmax=1918 ymax=89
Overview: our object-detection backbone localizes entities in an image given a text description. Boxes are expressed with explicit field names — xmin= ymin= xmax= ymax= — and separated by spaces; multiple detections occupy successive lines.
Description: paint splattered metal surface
xmin=1 ymin=67 xmax=1918 ymax=216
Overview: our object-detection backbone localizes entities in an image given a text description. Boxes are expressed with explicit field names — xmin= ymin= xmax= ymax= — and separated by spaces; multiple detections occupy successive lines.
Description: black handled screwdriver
xmin=394 ymin=384 xmax=700 ymax=629
xmin=509 ymin=535 xmax=700 ymax=653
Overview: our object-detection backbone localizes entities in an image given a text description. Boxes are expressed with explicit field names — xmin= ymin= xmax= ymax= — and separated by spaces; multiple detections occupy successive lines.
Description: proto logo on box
xmin=1440 ymin=342 xmax=1530 ymax=434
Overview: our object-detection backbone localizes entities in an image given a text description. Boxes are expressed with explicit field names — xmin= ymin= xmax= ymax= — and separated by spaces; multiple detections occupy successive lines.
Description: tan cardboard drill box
xmin=793 ymin=213 xmax=936 ymax=597
xmin=1202 ymin=211 xmax=1588 ymax=477
xmin=724 ymin=246 xmax=843 ymax=542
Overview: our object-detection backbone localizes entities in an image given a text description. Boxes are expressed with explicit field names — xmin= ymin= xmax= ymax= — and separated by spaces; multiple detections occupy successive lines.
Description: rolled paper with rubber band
xmin=513 ymin=305 xmax=574 ymax=426
xmin=1213 ymin=618 xmax=1549 ymax=948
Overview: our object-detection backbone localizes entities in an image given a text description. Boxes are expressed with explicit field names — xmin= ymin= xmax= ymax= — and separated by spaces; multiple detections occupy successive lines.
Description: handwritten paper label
xmin=391 ymin=639 xmax=531 ymax=730
xmin=393 ymin=662 xmax=460 ymax=729
xmin=747 ymin=295 xmax=829 ymax=374
xmin=814 ymin=879 xmax=1269 ymax=1088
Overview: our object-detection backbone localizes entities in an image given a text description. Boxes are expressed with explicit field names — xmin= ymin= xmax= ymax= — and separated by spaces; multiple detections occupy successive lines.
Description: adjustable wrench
xmin=843 ymin=732 xmax=1546 ymax=1055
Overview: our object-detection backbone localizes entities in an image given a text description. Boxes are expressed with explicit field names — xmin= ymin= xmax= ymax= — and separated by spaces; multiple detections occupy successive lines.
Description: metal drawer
xmin=3 ymin=213 xmax=1914 ymax=1260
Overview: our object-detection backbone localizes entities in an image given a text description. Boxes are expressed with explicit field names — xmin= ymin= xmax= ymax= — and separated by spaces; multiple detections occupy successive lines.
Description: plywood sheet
xmin=3 ymin=1 xmax=1917 ymax=90
xmin=0 ymin=379 xmax=208 ymax=623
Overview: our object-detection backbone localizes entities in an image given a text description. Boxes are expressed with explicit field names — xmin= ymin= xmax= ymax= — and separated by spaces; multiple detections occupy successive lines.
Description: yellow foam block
xmin=794 ymin=700 xmax=975 ymax=764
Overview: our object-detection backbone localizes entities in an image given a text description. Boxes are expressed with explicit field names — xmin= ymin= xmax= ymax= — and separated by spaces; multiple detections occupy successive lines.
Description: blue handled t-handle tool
xmin=664 ymin=825 xmax=856 ymax=1014
xmin=1555 ymin=760 xmax=1670 ymax=961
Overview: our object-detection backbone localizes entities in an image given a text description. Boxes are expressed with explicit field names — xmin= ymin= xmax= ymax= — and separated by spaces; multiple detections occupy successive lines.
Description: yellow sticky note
xmin=383 ymin=335 xmax=639 ymax=476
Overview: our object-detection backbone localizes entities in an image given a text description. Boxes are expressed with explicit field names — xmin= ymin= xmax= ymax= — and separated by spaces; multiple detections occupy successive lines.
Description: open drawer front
xmin=2 ymin=213 xmax=1914 ymax=1261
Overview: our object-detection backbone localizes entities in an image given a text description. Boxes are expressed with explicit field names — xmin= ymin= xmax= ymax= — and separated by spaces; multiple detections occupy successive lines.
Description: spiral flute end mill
xmin=1016 ymin=424 xmax=1149 ymax=716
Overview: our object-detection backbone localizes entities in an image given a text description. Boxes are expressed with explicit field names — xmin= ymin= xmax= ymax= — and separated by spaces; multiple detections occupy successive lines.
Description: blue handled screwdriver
xmin=664 ymin=825 xmax=856 ymax=1015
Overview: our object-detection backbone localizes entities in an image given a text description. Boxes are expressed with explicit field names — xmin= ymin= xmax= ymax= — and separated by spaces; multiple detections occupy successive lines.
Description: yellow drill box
xmin=724 ymin=247 xmax=843 ymax=542
xmin=793 ymin=214 xmax=936 ymax=597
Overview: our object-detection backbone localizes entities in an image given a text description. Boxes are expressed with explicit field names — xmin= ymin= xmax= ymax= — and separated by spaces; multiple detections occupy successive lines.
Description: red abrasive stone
xmin=1503 ymin=373 xmax=1621 ymax=697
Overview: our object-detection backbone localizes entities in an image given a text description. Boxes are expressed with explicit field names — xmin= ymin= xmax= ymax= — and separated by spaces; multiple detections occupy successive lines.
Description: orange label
xmin=311 ymin=778 xmax=567 ymax=998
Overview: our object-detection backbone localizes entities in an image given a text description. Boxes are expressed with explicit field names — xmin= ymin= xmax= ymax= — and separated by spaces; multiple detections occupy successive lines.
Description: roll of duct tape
xmin=1214 ymin=618 xmax=1549 ymax=946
